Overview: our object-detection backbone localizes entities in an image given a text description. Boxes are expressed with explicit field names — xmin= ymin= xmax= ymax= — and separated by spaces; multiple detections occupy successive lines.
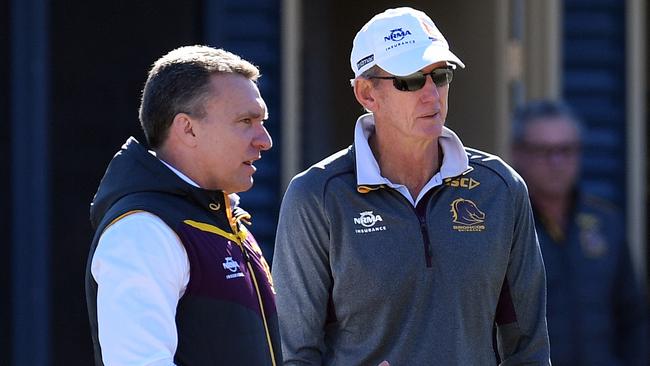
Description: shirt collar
xmin=153 ymin=152 xmax=242 ymax=207
xmin=154 ymin=153 xmax=201 ymax=188
xmin=354 ymin=112 xmax=469 ymax=188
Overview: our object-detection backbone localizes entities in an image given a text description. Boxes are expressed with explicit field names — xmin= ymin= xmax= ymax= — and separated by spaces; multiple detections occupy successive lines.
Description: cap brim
xmin=378 ymin=44 xmax=465 ymax=76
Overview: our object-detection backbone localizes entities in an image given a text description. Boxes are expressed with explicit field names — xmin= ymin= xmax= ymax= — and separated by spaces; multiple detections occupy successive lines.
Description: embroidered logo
xmin=450 ymin=198 xmax=486 ymax=232
xmin=353 ymin=211 xmax=387 ymax=234
xmin=418 ymin=18 xmax=441 ymax=42
xmin=357 ymin=54 xmax=375 ymax=70
xmin=383 ymin=28 xmax=416 ymax=52
xmin=384 ymin=28 xmax=412 ymax=42
xmin=444 ymin=177 xmax=481 ymax=190
xmin=577 ymin=214 xmax=607 ymax=257
xmin=222 ymin=257 xmax=245 ymax=279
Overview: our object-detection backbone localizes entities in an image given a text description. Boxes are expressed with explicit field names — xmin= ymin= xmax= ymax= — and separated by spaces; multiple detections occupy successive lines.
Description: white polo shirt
xmin=353 ymin=113 xmax=469 ymax=206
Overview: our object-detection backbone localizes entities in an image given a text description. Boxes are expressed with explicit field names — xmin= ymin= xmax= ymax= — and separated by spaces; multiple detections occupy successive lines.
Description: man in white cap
xmin=272 ymin=7 xmax=550 ymax=365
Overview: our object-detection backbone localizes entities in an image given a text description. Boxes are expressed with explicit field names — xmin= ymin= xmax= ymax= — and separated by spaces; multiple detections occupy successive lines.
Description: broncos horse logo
xmin=450 ymin=198 xmax=485 ymax=226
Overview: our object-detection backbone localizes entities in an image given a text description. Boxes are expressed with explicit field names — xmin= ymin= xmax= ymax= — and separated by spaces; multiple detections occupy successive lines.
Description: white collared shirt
xmin=354 ymin=112 xmax=469 ymax=206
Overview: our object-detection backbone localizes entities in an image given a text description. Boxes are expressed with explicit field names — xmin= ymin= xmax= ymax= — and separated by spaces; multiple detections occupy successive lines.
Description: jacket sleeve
xmin=495 ymin=179 xmax=551 ymax=365
xmin=272 ymin=175 xmax=332 ymax=365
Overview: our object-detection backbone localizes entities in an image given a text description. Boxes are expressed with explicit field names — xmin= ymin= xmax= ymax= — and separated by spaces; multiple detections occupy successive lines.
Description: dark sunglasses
xmin=368 ymin=67 xmax=454 ymax=91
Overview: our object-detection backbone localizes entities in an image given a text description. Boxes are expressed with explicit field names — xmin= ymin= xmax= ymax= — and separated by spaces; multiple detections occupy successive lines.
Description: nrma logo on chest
xmin=354 ymin=211 xmax=383 ymax=227
xmin=353 ymin=211 xmax=387 ymax=234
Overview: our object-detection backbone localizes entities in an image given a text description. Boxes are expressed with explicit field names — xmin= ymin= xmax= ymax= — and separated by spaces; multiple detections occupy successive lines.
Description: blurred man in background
xmin=511 ymin=100 xmax=647 ymax=366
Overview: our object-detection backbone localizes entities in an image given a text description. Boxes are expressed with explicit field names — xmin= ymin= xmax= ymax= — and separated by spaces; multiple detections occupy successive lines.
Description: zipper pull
xmin=418 ymin=215 xmax=427 ymax=230
xmin=241 ymin=244 xmax=251 ymax=263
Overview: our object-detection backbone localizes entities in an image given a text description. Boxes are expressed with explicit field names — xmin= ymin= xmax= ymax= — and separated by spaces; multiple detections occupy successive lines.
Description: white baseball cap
xmin=350 ymin=7 xmax=465 ymax=77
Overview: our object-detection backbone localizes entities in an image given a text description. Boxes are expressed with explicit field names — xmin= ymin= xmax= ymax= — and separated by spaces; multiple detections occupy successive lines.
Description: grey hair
xmin=350 ymin=66 xmax=383 ymax=112
xmin=349 ymin=65 xmax=382 ymax=88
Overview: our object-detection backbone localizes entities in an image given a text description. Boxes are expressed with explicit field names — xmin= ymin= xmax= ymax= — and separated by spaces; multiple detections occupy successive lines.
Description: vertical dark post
xmin=11 ymin=0 xmax=51 ymax=364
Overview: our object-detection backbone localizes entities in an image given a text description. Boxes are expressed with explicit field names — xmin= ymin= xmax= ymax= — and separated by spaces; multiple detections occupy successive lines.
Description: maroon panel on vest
xmin=175 ymin=223 xmax=277 ymax=318
xmin=241 ymin=233 xmax=277 ymax=317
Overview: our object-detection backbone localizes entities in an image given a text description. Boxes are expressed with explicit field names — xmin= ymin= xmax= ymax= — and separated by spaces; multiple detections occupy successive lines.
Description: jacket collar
xmin=353 ymin=113 xmax=469 ymax=204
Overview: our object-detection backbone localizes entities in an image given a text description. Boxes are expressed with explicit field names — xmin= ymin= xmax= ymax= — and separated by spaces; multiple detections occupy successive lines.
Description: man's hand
xmin=378 ymin=361 xmax=390 ymax=366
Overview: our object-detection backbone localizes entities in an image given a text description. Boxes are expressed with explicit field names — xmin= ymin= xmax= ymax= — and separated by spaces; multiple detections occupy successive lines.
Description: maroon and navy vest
xmin=86 ymin=189 xmax=281 ymax=366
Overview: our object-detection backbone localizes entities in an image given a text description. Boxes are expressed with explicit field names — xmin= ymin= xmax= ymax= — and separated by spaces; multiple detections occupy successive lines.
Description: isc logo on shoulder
xmin=444 ymin=177 xmax=480 ymax=190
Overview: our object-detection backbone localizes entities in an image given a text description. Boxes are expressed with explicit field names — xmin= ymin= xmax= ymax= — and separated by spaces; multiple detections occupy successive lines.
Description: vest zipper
xmin=246 ymin=258 xmax=277 ymax=366
xmin=231 ymin=239 xmax=276 ymax=366
xmin=224 ymin=194 xmax=277 ymax=366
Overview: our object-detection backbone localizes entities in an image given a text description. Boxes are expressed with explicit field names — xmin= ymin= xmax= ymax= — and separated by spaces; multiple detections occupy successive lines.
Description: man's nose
xmin=420 ymin=74 xmax=441 ymax=100
xmin=254 ymin=125 xmax=272 ymax=151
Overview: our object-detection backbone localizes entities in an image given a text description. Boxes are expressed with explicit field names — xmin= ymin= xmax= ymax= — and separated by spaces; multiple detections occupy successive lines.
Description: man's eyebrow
xmin=236 ymin=111 xmax=264 ymax=119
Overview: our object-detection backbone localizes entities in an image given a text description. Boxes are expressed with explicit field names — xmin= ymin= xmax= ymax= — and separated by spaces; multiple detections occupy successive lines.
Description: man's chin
xmin=237 ymin=179 xmax=255 ymax=193
xmin=222 ymin=180 xmax=254 ymax=194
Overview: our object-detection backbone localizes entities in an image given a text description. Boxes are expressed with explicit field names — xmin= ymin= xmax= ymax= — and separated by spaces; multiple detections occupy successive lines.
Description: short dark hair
xmin=139 ymin=45 xmax=260 ymax=149
xmin=511 ymin=99 xmax=584 ymax=145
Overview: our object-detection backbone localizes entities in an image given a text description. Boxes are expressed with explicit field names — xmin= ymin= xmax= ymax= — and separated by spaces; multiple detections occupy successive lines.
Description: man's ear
xmin=170 ymin=112 xmax=198 ymax=147
xmin=353 ymin=78 xmax=378 ymax=112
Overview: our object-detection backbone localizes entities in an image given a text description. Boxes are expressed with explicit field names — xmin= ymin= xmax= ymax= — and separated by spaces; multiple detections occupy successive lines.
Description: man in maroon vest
xmin=86 ymin=45 xmax=280 ymax=365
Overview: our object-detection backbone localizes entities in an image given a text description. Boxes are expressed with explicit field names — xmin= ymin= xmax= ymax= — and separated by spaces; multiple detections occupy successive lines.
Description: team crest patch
xmin=450 ymin=198 xmax=486 ymax=232
xmin=577 ymin=214 xmax=608 ymax=258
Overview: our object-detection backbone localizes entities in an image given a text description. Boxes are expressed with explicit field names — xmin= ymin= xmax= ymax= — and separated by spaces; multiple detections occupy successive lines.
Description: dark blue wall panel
xmin=11 ymin=0 xmax=51 ymax=364
xmin=563 ymin=0 xmax=626 ymax=207
xmin=1 ymin=0 xmax=12 ymax=362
